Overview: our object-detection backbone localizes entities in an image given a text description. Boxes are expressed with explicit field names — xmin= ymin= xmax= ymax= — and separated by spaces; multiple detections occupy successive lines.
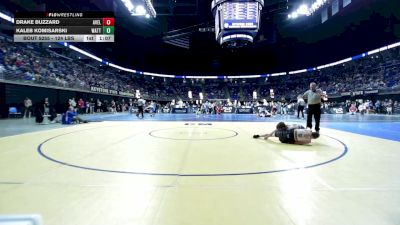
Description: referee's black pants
xmin=137 ymin=106 xmax=144 ymax=118
xmin=307 ymin=103 xmax=321 ymax=131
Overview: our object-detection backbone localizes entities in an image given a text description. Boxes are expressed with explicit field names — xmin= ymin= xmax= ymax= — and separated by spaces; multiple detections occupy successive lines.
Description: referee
xmin=302 ymin=82 xmax=326 ymax=133
xmin=136 ymin=97 xmax=145 ymax=119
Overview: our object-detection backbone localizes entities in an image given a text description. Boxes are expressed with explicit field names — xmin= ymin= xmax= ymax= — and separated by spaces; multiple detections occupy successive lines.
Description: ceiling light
xmin=121 ymin=0 xmax=134 ymax=12
xmin=297 ymin=4 xmax=309 ymax=15
xmin=135 ymin=5 xmax=146 ymax=15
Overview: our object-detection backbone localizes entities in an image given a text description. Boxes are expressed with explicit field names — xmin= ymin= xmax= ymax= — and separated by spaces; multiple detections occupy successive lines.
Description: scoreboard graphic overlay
xmin=14 ymin=12 xmax=114 ymax=42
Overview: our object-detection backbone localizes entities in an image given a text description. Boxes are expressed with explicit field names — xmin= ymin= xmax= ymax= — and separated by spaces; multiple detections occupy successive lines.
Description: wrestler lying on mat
xmin=253 ymin=122 xmax=319 ymax=145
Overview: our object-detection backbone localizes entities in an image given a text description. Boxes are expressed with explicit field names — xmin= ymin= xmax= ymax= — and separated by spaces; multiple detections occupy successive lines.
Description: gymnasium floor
xmin=1 ymin=113 xmax=400 ymax=225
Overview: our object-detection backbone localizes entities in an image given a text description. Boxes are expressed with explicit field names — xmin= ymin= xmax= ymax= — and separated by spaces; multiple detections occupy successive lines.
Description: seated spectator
xmin=349 ymin=104 xmax=357 ymax=115
xmin=63 ymin=106 xmax=88 ymax=124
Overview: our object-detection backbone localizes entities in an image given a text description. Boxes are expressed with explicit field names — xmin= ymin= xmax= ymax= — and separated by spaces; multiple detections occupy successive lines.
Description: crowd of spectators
xmin=322 ymin=99 xmax=399 ymax=115
xmin=15 ymin=93 xmax=400 ymax=119
xmin=0 ymin=40 xmax=175 ymax=100
xmin=1 ymin=39 xmax=400 ymax=107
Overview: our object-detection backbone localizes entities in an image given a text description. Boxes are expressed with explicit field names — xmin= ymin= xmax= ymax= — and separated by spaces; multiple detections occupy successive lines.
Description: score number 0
xmin=103 ymin=18 xmax=114 ymax=26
